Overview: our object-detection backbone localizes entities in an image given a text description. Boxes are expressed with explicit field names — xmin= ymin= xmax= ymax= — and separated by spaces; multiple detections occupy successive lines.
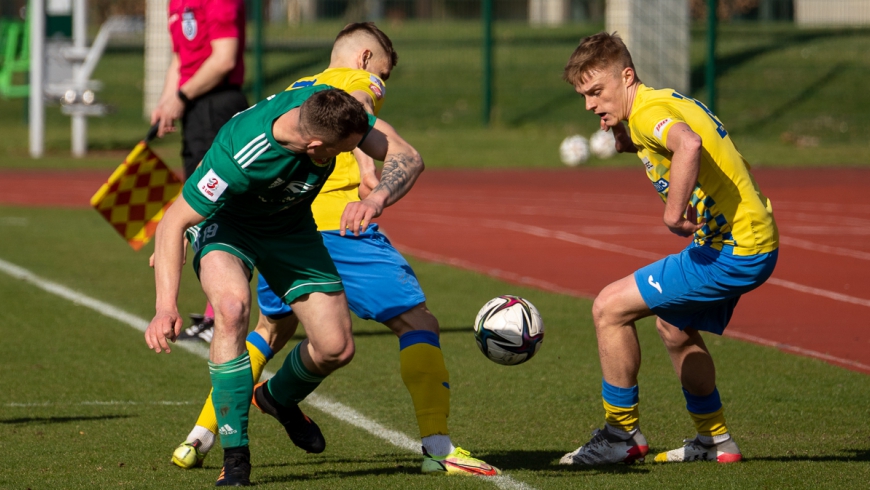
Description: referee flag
xmin=90 ymin=126 xmax=182 ymax=251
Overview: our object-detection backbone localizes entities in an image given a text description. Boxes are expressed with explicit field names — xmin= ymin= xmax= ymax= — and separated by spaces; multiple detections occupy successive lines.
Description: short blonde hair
xmin=563 ymin=32 xmax=636 ymax=85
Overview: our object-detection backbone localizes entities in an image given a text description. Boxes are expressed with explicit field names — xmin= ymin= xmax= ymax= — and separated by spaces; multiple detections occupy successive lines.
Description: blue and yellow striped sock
xmin=209 ymin=351 xmax=253 ymax=449
xmin=267 ymin=342 xmax=325 ymax=407
xmin=602 ymin=379 xmax=640 ymax=434
xmin=197 ymin=332 xmax=273 ymax=437
xmin=399 ymin=330 xmax=451 ymax=438
xmin=684 ymin=387 xmax=730 ymax=443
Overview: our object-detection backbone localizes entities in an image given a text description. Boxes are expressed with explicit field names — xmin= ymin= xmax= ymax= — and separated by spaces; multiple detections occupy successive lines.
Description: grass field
xmin=1 ymin=205 xmax=869 ymax=489
xmin=1 ymin=18 xmax=869 ymax=489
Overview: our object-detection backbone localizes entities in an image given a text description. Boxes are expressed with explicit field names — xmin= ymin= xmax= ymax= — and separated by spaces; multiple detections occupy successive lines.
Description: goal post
xmin=606 ymin=0 xmax=690 ymax=94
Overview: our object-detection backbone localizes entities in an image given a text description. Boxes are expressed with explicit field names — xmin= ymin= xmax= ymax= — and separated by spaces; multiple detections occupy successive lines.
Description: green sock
xmin=268 ymin=342 xmax=325 ymax=407
xmin=209 ymin=352 xmax=253 ymax=448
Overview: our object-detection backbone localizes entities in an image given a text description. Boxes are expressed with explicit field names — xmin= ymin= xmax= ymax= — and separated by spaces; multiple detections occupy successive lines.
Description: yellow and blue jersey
xmin=287 ymin=68 xmax=387 ymax=231
xmin=628 ymin=84 xmax=779 ymax=256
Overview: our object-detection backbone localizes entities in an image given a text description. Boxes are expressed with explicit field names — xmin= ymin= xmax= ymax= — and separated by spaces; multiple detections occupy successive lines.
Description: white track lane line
xmin=387 ymin=211 xmax=870 ymax=308
xmin=0 ymin=257 xmax=535 ymax=490
xmin=724 ymin=330 xmax=870 ymax=374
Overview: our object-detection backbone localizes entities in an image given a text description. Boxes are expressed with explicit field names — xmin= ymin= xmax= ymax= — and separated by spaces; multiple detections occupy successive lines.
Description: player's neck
xmin=272 ymin=109 xmax=308 ymax=153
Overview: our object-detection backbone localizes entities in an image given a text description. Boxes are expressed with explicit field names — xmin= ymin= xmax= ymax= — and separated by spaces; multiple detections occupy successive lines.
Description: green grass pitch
xmin=1 ymin=205 xmax=868 ymax=489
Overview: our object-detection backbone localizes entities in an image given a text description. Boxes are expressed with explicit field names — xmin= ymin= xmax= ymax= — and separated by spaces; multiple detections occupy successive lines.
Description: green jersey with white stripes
xmin=182 ymin=85 xmax=376 ymax=235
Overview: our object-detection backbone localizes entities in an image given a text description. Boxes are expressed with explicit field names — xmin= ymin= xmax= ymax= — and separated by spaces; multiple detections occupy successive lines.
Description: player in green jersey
xmin=145 ymin=86 xmax=424 ymax=486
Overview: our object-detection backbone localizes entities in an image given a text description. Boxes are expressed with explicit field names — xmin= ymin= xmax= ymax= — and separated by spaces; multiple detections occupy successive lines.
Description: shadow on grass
xmin=749 ymin=447 xmax=870 ymax=463
xmin=290 ymin=325 xmax=472 ymax=340
xmin=0 ymin=414 xmax=132 ymax=425
xmin=484 ymin=449 xmax=650 ymax=475
xmin=255 ymin=453 xmax=421 ymax=483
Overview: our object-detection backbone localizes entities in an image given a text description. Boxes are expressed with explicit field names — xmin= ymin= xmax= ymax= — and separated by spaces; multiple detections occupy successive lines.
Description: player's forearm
xmin=663 ymin=146 xmax=701 ymax=227
xmin=368 ymin=150 xmax=424 ymax=208
xmin=152 ymin=222 xmax=186 ymax=311
xmin=613 ymin=123 xmax=638 ymax=153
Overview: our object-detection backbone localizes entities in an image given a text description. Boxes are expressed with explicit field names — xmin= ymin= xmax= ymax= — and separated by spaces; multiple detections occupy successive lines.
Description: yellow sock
xmin=689 ymin=406 xmax=728 ymax=437
xmin=399 ymin=331 xmax=450 ymax=438
xmin=603 ymin=400 xmax=640 ymax=432
xmin=196 ymin=335 xmax=272 ymax=434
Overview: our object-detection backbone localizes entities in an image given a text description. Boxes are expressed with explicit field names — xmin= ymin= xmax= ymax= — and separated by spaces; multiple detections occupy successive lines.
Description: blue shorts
xmin=634 ymin=243 xmax=778 ymax=335
xmin=258 ymin=224 xmax=426 ymax=323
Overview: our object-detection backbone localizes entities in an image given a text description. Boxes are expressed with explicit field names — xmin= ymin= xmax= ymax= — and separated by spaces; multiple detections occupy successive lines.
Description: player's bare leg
xmin=382 ymin=303 xmax=499 ymax=476
xmin=252 ymin=291 xmax=354 ymax=454
xmin=173 ymin=312 xmax=297 ymax=469
xmin=561 ymin=275 xmax=652 ymax=465
xmin=654 ymin=319 xmax=741 ymax=463
xmin=198 ymin=251 xmax=255 ymax=485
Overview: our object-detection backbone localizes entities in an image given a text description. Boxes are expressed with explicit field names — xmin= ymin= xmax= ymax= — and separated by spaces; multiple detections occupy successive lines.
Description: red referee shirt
xmin=168 ymin=0 xmax=245 ymax=88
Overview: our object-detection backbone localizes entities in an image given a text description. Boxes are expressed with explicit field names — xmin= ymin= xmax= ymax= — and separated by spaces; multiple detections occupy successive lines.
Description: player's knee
xmin=387 ymin=304 xmax=440 ymax=337
xmin=317 ymin=340 xmax=355 ymax=371
xmin=592 ymin=285 xmax=619 ymax=329
xmin=214 ymin=295 xmax=250 ymax=328
xmin=655 ymin=318 xmax=686 ymax=348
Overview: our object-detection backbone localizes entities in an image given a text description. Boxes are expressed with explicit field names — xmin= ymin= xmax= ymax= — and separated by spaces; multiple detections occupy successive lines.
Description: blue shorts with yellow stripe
xmin=258 ymin=223 xmax=426 ymax=322
xmin=634 ymin=242 xmax=778 ymax=335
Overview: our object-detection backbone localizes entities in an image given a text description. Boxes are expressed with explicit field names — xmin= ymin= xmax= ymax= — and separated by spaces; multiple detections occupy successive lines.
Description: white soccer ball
xmin=589 ymin=129 xmax=617 ymax=159
xmin=473 ymin=295 xmax=544 ymax=366
xmin=559 ymin=135 xmax=590 ymax=166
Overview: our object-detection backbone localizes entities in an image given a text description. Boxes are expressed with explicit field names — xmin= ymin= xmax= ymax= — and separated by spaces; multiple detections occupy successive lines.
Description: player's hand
xmin=665 ymin=205 xmax=705 ymax=237
xmin=152 ymin=96 xmax=185 ymax=138
xmin=339 ymin=199 xmax=383 ymax=237
xmin=145 ymin=309 xmax=183 ymax=353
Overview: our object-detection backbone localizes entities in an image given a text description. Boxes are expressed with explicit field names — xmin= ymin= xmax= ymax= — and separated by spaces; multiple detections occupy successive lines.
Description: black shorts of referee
xmin=181 ymin=84 xmax=249 ymax=179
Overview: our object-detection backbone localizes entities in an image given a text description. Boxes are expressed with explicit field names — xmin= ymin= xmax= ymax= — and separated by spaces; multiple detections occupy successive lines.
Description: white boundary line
xmin=0 ymin=257 xmax=535 ymax=490
xmin=723 ymin=330 xmax=870 ymax=374
xmin=387 ymin=211 xmax=870 ymax=309
xmin=7 ymin=401 xmax=194 ymax=407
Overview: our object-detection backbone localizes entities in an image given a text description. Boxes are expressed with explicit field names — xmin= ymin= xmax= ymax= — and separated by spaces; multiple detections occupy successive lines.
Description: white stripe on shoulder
xmin=239 ymin=143 xmax=271 ymax=168
xmin=234 ymin=133 xmax=266 ymax=160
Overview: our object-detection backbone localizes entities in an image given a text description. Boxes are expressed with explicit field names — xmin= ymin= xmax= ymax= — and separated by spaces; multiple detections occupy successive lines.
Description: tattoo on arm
xmin=372 ymin=152 xmax=422 ymax=206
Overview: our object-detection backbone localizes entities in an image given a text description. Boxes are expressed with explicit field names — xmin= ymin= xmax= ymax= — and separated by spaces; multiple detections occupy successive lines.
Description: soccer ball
xmin=589 ymin=129 xmax=617 ymax=159
xmin=473 ymin=295 xmax=544 ymax=365
xmin=559 ymin=135 xmax=590 ymax=166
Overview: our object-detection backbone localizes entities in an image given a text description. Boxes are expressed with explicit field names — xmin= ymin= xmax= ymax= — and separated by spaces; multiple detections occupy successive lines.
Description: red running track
xmin=2 ymin=167 xmax=868 ymax=373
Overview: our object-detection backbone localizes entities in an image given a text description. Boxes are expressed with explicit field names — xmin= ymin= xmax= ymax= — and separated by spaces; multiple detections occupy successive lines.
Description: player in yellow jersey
xmin=558 ymin=32 xmax=778 ymax=465
xmin=170 ymin=22 xmax=499 ymax=477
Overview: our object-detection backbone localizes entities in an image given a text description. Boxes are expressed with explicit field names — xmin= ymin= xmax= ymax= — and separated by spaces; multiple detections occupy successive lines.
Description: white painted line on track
xmin=0 ymin=257 xmax=535 ymax=490
xmin=724 ymin=330 xmax=870 ymax=374
xmin=388 ymin=211 xmax=870 ymax=309
xmin=766 ymin=277 xmax=870 ymax=308
xmin=780 ymin=236 xmax=870 ymax=261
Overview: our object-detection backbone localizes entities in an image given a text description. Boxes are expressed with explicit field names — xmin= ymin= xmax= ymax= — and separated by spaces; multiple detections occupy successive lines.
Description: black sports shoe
xmin=252 ymin=381 xmax=326 ymax=454
xmin=215 ymin=446 xmax=251 ymax=487
xmin=177 ymin=314 xmax=214 ymax=342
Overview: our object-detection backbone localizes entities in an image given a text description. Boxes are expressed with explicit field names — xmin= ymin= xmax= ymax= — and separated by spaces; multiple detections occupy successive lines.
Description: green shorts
xmin=187 ymin=217 xmax=343 ymax=305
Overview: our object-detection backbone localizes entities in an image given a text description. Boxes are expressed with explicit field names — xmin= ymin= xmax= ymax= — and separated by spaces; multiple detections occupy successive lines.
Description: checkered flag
xmin=90 ymin=126 xmax=182 ymax=251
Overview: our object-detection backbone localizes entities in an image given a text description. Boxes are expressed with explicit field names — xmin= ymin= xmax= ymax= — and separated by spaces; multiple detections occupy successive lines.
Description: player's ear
xmin=359 ymin=49 xmax=372 ymax=70
xmin=306 ymin=140 xmax=324 ymax=153
xmin=622 ymin=66 xmax=635 ymax=86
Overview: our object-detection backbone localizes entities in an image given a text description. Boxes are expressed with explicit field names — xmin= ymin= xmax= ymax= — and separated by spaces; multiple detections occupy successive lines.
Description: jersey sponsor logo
xmin=653 ymin=118 xmax=672 ymax=141
xmin=648 ymin=275 xmax=663 ymax=294
xmin=197 ymin=169 xmax=228 ymax=202
xmin=181 ymin=9 xmax=197 ymax=41
xmin=369 ymin=75 xmax=385 ymax=99
xmin=168 ymin=13 xmax=179 ymax=23
xmin=285 ymin=181 xmax=316 ymax=194
xmin=642 ymin=156 xmax=654 ymax=171
xmin=290 ymin=79 xmax=316 ymax=90
xmin=652 ymin=178 xmax=669 ymax=193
